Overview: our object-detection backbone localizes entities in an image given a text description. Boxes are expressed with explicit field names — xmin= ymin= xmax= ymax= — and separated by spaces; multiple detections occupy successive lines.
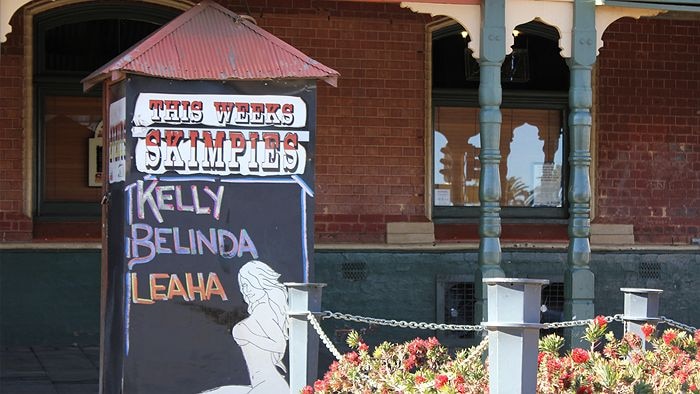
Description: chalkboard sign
xmin=102 ymin=76 xmax=316 ymax=393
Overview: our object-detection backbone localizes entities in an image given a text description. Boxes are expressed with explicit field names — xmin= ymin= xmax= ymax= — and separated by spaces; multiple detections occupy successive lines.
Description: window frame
xmin=32 ymin=2 xmax=180 ymax=221
xmin=34 ymin=82 xmax=104 ymax=219
xmin=432 ymin=89 xmax=570 ymax=221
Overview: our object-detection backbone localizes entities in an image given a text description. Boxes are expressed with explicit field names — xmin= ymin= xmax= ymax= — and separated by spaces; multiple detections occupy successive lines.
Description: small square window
xmin=436 ymin=275 xmax=476 ymax=346
xmin=540 ymin=281 xmax=565 ymax=337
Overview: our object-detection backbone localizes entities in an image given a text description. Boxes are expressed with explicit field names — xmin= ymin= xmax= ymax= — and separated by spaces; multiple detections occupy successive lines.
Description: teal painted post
xmin=565 ymin=0 xmax=596 ymax=346
xmin=286 ymin=283 xmax=325 ymax=393
xmin=475 ymin=0 xmax=507 ymax=323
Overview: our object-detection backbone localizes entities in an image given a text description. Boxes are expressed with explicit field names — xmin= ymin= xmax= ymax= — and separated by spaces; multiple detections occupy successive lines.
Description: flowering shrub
xmin=307 ymin=331 xmax=488 ymax=393
xmin=537 ymin=318 xmax=700 ymax=393
xmin=305 ymin=318 xmax=700 ymax=393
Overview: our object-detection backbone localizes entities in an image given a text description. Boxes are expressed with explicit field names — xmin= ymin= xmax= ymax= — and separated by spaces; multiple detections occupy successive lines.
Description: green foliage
xmin=346 ymin=330 xmax=361 ymax=348
xmin=539 ymin=333 xmax=564 ymax=355
xmin=632 ymin=381 xmax=653 ymax=394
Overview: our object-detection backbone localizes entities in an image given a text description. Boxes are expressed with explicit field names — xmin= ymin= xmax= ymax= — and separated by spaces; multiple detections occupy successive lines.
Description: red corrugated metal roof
xmin=82 ymin=0 xmax=339 ymax=90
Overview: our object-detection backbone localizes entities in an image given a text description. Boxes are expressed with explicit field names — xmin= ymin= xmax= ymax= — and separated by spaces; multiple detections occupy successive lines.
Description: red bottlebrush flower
xmin=329 ymin=361 xmax=339 ymax=372
xmin=407 ymin=338 xmax=423 ymax=354
xmin=358 ymin=342 xmax=369 ymax=352
xmin=313 ymin=379 xmax=327 ymax=392
xmin=415 ymin=375 xmax=427 ymax=385
xmin=576 ymin=385 xmax=593 ymax=394
xmin=690 ymin=384 xmax=697 ymax=392
xmin=454 ymin=375 xmax=465 ymax=385
xmin=538 ymin=352 xmax=545 ymax=365
xmin=456 ymin=383 xmax=466 ymax=394
xmin=434 ymin=374 xmax=449 ymax=389
xmin=546 ymin=357 xmax=562 ymax=373
xmin=571 ymin=348 xmax=590 ymax=364
xmin=594 ymin=315 xmax=607 ymax=329
xmin=560 ymin=372 xmax=572 ymax=389
xmin=663 ymin=331 xmax=678 ymax=345
xmin=641 ymin=323 xmax=655 ymax=339
xmin=426 ymin=337 xmax=440 ymax=348
xmin=603 ymin=345 xmax=618 ymax=359
xmin=322 ymin=370 xmax=333 ymax=382
xmin=302 ymin=385 xmax=314 ymax=394
xmin=345 ymin=352 xmax=360 ymax=365
xmin=403 ymin=354 xmax=417 ymax=371
xmin=674 ymin=368 xmax=689 ymax=383
xmin=624 ymin=332 xmax=642 ymax=349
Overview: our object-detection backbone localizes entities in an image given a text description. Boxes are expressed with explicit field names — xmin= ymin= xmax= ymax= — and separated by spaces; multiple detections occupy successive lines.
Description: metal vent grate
xmin=342 ymin=261 xmax=367 ymax=281
xmin=443 ymin=282 xmax=475 ymax=338
xmin=639 ymin=261 xmax=661 ymax=280
xmin=541 ymin=282 xmax=565 ymax=331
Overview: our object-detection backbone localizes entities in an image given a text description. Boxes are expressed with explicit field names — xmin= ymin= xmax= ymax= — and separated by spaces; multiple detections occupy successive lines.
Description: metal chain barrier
xmin=308 ymin=312 xmax=344 ymax=361
xmin=660 ymin=316 xmax=697 ymax=333
xmin=542 ymin=314 xmax=624 ymax=330
xmin=308 ymin=310 xmax=698 ymax=361
xmin=322 ymin=311 xmax=486 ymax=332
xmin=323 ymin=311 xmax=631 ymax=332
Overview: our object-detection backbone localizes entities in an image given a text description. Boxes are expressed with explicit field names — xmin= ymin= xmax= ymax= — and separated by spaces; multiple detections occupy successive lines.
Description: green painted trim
xmin=0 ymin=243 xmax=101 ymax=250
xmin=433 ymin=89 xmax=568 ymax=107
xmin=0 ymin=242 xmax=695 ymax=252
xmin=0 ymin=250 xmax=101 ymax=346
xmin=434 ymin=206 xmax=568 ymax=219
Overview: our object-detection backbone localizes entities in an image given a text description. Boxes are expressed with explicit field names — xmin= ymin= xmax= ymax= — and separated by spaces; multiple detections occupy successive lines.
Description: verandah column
xmin=475 ymin=0 xmax=506 ymax=323
xmin=565 ymin=0 xmax=596 ymax=345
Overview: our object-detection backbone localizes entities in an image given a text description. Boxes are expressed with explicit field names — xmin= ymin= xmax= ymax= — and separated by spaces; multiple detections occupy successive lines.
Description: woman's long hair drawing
xmin=238 ymin=260 xmax=288 ymax=371
xmin=200 ymin=260 xmax=289 ymax=394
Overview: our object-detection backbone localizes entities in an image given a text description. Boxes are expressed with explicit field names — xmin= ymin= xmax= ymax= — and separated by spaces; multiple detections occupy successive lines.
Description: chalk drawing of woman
xmin=201 ymin=260 xmax=289 ymax=393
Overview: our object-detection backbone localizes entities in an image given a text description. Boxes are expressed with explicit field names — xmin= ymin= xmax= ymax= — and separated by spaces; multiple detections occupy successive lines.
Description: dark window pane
xmin=432 ymin=24 xmax=569 ymax=91
xmin=44 ymin=19 xmax=160 ymax=73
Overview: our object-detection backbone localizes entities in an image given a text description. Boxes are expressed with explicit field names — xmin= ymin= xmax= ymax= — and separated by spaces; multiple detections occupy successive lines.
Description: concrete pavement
xmin=1 ymin=346 xmax=99 ymax=394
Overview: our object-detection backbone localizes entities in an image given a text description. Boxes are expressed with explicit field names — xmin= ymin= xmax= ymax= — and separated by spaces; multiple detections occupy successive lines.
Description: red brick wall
xmin=596 ymin=17 xmax=700 ymax=244
xmin=5 ymin=4 xmax=699 ymax=246
xmin=223 ymin=1 xmax=430 ymax=243
xmin=0 ymin=10 xmax=31 ymax=241
xmin=0 ymin=1 xmax=429 ymax=243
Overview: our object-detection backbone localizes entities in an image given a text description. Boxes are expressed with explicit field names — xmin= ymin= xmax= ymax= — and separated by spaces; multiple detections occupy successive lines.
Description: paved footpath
xmin=1 ymin=346 xmax=99 ymax=394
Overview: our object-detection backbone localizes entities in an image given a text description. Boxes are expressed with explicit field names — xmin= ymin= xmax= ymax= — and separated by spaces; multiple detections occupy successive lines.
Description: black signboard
xmin=102 ymin=76 xmax=316 ymax=393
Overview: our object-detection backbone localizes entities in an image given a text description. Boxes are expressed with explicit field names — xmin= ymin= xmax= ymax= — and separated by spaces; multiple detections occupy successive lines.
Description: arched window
xmin=33 ymin=2 xmax=181 ymax=228
xmin=432 ymin=21 xmax=570 ymax=220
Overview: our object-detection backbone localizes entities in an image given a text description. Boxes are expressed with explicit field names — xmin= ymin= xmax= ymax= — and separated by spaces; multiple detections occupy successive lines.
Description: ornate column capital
xmin=403 ymin=0 xmax=662 ymax=62
xmin=506 ymin=0 xmax=573 ymax=57
xmin=1 ymin=0 xmax=30 ymax=43
xmin=402 ymin=2 xmax=482 ymax=57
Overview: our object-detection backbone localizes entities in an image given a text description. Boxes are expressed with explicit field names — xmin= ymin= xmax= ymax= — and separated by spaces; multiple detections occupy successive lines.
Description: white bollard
xmin=286 ymin=283 xmax=325 ymax=394
xmin=620 ymin=287 xmax=662 ymax=350
xmin=482 ymin=278 xmax=549 ymax=394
